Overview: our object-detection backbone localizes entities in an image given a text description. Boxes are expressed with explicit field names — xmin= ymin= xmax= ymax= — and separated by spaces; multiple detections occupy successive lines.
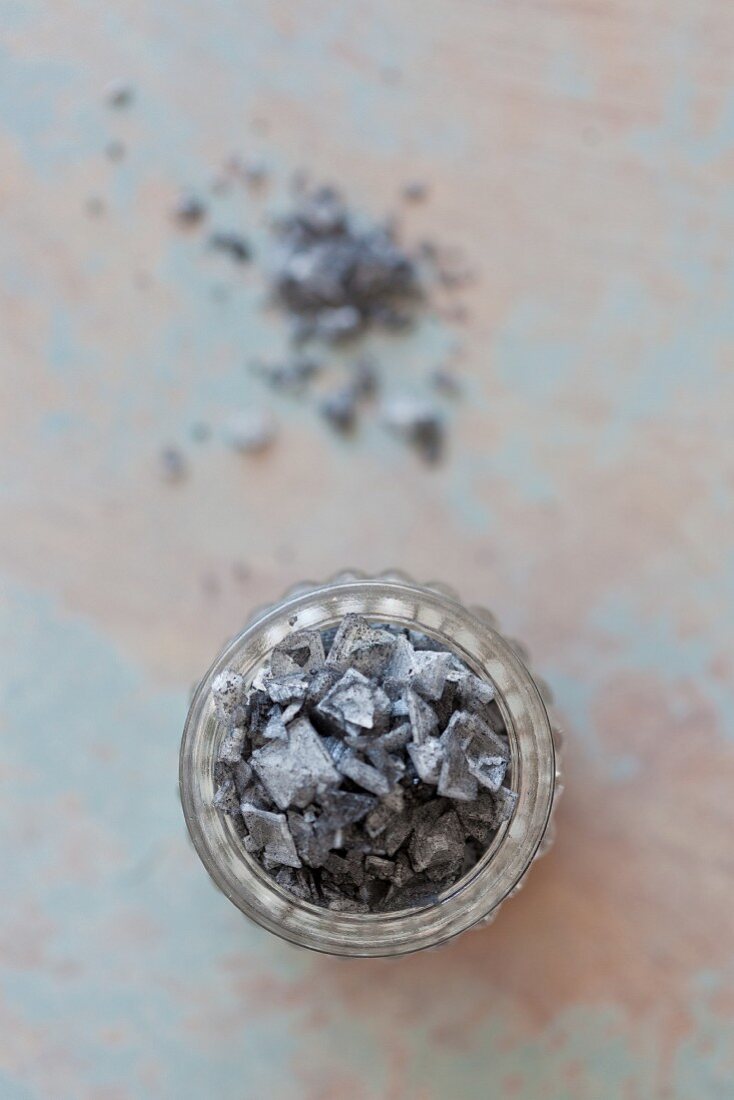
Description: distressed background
xmin=2 ymin=2 xmax=734 ymax=1098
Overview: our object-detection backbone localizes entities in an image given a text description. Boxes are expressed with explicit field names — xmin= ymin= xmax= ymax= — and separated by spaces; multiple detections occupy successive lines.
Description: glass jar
xmin=179 ymin=571 xmax=561 ymax=957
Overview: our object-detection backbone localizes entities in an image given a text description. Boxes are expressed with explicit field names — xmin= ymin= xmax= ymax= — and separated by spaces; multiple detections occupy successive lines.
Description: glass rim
xmin=179 ymin=574 xmax=557 ymax=957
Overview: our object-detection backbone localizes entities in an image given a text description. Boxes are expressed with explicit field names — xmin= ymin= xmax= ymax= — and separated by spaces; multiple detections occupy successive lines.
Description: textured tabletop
xmin=2 ymin=3 xmax=733 ymax=1098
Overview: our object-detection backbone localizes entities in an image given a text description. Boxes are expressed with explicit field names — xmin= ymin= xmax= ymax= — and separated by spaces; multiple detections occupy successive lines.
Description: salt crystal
xmin=241 ymin=804 xmax=301 ymax=868
xmin=251 ymin=717 xmax=340 ymax=809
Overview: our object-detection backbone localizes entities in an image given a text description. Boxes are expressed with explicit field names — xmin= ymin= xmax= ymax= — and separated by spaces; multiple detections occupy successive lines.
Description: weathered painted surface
xmin=1 ymin=2 xmax=733 ymax=1097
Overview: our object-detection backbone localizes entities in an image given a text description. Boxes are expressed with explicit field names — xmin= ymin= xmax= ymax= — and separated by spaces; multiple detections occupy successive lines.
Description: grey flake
xmin=264 ymin=674 xmax=308 ymax=706
xmin=409 ymin=809 xmax=464 ymax=875
xmin=405 ymin=687 xmax=439 ymax=744
xmin=217 ymin=725 xmax=247 ymax=764
xmin=212 ymin=776 xmax=240 ymax=816
xmin=407 ymin=739 xmax=444 ymax=785
xmin=251 ymin=717 xmax=340 ymax=809
xmin=241 ymin=804 xmax=301 ymax=868
xmin=336 ymin=748 xmax=391 ymax=797
xmin=271 ymin=630 xmax=325 ymax=676
xmin=317 ymin=668 xmax=381 ymax=730
xmin=223 ymin=409 xmax=277 ymax=455
xmin=211 ymin=668 xmax=247 ymax=723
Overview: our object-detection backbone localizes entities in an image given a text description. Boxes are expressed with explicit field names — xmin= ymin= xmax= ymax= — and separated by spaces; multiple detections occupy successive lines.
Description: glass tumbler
xmin=179 ymin=571 xmax=561 ymax=957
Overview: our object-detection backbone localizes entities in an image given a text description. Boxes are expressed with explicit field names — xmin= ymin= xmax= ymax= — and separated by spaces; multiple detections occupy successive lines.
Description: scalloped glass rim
xmin=179 ymin=576 xmax=556 ymax=957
